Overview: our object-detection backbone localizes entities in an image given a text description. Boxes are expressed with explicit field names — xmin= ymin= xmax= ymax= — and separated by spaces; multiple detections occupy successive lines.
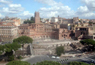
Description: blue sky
xmin=0 ymin=0 xmax=95 ymax=19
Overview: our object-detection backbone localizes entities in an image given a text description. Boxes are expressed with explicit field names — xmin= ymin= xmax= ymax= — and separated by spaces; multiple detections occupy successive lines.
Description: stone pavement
xmin=21 ymin=55 xmax=35 ymax=61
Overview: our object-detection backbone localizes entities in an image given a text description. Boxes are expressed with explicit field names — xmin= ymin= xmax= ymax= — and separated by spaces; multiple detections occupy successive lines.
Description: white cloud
xmin=0 ymin=0 xmax=95 ymax=19
xmin=84 ymin=12 xmax=95 ymax=17
xmin=81 ymin=0 xmax=95 ymax=11
xmin=74 ymin=0 xmax=95 ymax=19
xmin=1 ymin=4 xmax=24 ymax=14
xmin=35 ymin=0 xmax=75 ymax=18
xmin=0 ymin=4 xmax=5 ymax=7
xmin=76 ymin=6 xmax=89 ymax=14
xmin=77 ymin=12 xmax=95 ymax=19
xmin=19 ymin=11 xmax=33 ymax=19
xmin=36 ymin=0 xmax=95 ymax=19
xmin=9 ymin=4 xmax=21 ymax=8
xmin=0 ymin=13 xmax=2 ymax=17
xmin=39 ymin=6 xmax=75 ymax=18
xmin=0 ymin=0 xmax=11 ymax=4
xmin=0 ymin=13 xmax=4 ymax=18
xmin=35 ymin=0 xmax=63 ymax=6
xmin=21 ymin=11 xmax=33 ymax=16
xmin=0 ymin=0 xmax=25 ymax=18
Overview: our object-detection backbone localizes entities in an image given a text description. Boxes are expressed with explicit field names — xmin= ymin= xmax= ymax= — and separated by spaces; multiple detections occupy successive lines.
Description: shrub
xmin=6 ymin=61 xmax=31 ymax=65
xmin=17 ymin=56 xmax=23 ymax=59
xmin=8 ymin=55 xmax=14 ymax=61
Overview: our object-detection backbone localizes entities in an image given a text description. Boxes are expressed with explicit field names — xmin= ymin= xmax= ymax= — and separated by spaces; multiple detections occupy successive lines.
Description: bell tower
xmin=35 ymin=12 xmax=40 ymax=23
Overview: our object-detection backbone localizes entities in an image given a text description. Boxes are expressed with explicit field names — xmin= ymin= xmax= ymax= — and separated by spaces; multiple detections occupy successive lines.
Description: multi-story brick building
xmin=75 ymin=27 xmax=93 ymax=40
xmin=18 ymin=12 xmax=72 ymax=40
xmin=0 ymin=12 xmax=94 ymax=42
xmin=1 ymin=16 xmax=21 ymax=26
xmin=51 ymin=17 xmax=58 ymax=22
xmin=19 ymin=23 xmax=58 ymax=40
xmin=93 ymin=23 xmax=95 ymax=40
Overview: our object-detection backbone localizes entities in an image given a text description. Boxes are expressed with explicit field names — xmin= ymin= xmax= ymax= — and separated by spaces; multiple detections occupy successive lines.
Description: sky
xmin=0 ymin=0 xmax=95 ymax=19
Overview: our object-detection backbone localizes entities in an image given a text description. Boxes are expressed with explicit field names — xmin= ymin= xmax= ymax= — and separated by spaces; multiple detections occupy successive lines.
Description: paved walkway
xmin=0 ymin=55 xmax=35 ymax=65
xmin=0 ymin=63 xmax=7 ymax=65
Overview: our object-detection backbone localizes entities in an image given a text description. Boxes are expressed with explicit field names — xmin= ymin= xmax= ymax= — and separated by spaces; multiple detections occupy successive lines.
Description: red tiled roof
xmin=0 ymin=22 xmax=16 ymax=26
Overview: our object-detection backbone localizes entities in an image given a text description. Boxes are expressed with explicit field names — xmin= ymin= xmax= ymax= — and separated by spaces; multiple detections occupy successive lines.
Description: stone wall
xmin=32 ymin=41 xmax=79 ymax=55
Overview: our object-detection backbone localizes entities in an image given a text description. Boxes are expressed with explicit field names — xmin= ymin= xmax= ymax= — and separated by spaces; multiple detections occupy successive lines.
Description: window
xmin=83 ymin=33 xmax=85 ymax=35
xmin=81 ymin=32 xmax=83 ymax=35
xmin=64 ymin=34 xmax=65 ymax=36
xmin=80 ymin=28 xmax=86 ymax=31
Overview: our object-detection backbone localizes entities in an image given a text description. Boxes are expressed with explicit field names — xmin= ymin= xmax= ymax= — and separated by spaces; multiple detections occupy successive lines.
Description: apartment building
xmin=0 ymin=22 xmax=18 ymax=43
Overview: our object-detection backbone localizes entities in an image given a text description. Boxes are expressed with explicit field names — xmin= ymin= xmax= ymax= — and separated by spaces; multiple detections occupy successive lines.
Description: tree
xmin=89 ymin=21 xmax=93 ymax=25
xmin=56 ymin=46 xmax=64 ymax=56
xmin=80 ymin=39 xmax=95 ymax=46
xmin=33 ymin=61 xmax=94 ymax=65
xmin=30 ymin=16 xmax=35 ymax=21
xmin=0 ymin=45 xmax=4 ymax=55
xmin=6 ymin=61 xmax=31 ymax=65
xmin=24 ymin=16 xmax=35 ymax=24
xmin=13 ymin=36 xmax=33 ymax=44
xmin=33 ymin=61 xmax=61 ymax=65
xmin=67 ymin=61 xmax=94 ymax=65
xmin=80 ymin=39 xmax=95 ymax=52
xmin=0 ymin=43 xmax=21 ymax=61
